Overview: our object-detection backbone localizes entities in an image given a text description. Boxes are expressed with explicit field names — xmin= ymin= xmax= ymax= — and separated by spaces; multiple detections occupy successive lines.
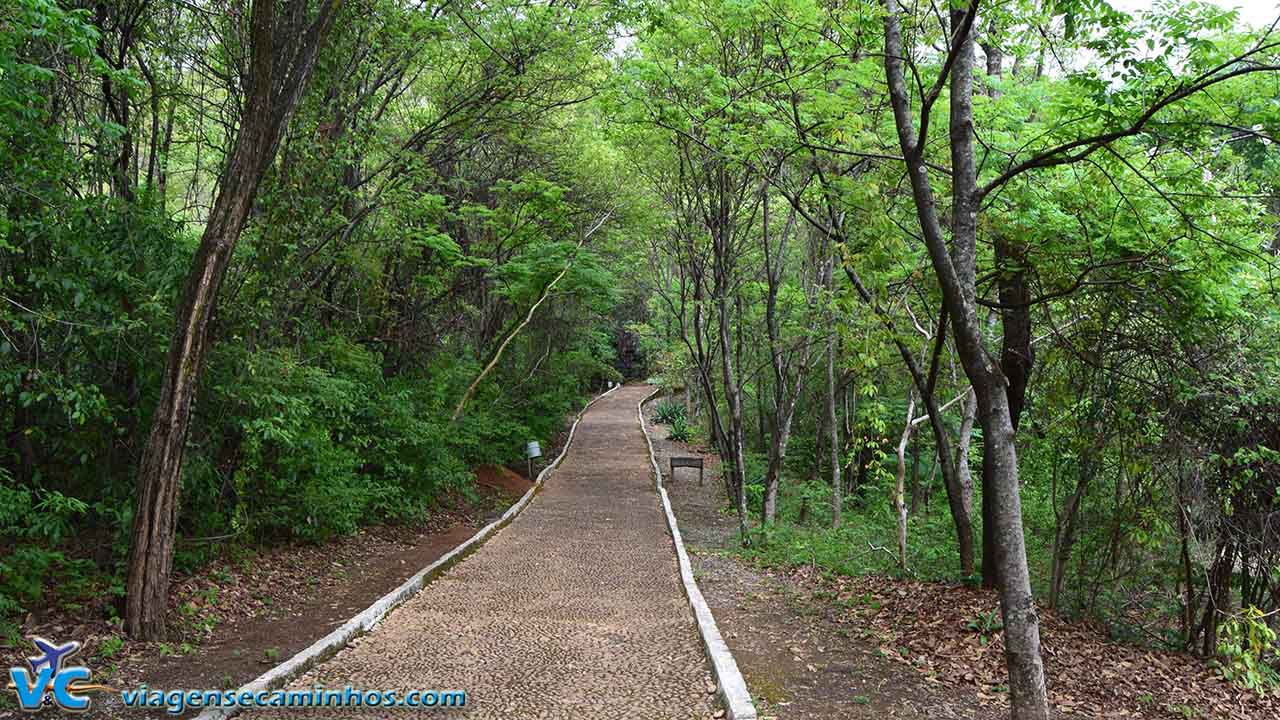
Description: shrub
xmin=666 ymin=416 xmax=693 ymax=442
xmin=1216 ymin=606 xmax=1280 ymax=694
xmin=654 ymin=399 xmax=687 ymax=425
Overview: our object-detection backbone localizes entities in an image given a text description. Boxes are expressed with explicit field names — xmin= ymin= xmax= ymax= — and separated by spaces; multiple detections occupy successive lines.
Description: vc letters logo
xmin=7 ymin=638 xmax=106 ymax=712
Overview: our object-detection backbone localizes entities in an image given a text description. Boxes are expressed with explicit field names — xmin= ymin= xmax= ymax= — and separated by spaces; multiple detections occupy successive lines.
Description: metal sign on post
xmin=526 ymin=440 xmax=542 ymax=479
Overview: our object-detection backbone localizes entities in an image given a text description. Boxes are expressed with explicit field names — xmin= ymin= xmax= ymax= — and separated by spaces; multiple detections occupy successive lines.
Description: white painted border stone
xmin=193 ymin=384 xmax=621 ymax=720
xmin=637 ymin=387 xmax=758 ymax=720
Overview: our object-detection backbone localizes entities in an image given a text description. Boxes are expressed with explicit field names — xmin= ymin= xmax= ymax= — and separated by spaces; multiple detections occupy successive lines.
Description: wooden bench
xmin=669 ymin=456 xmax=704 ymax=485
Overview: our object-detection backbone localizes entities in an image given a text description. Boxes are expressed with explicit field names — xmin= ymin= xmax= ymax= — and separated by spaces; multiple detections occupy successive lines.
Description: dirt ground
xmin=642 ymin=396 xmax=1279 ymax=720
xmin=642 ymin=397 xmax=1004 ymax=720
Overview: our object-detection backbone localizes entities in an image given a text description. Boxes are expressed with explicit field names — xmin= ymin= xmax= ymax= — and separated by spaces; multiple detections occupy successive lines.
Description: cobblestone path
xmin=259 ymin=385 xmax=716 ymax=719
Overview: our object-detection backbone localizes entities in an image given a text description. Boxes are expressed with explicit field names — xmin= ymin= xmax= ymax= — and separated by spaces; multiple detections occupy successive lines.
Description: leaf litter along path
xmin=250 ymin=385 xmax=718 ymax=719
xmin=641 ymin=401 xmax=995 ymax=720
xmin=642 ymin=398 xmax=1278 ymax=720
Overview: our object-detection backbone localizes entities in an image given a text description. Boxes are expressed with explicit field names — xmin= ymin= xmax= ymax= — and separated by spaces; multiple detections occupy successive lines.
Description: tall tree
xmin=126 ymin=0 xmax=340 ymax=639
xmin=880 ymin=1 xmax=1048 ymax=715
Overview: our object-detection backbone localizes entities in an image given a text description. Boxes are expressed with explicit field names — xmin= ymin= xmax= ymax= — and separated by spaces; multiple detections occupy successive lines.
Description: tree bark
xmin=1048 ymin=467 xmax=1090 ymax=610
xmin=894 ymin=391 xmax=916 ymax=569
xmin=909 ymin=433 xmax=922 ymax=515
xmin=716 ymin=288 xmax=751 ymax=544
xmin=825 ymin=260 xmax=841 ymax=529
xmin=996 ymin=234 xmax=1034 ymax=431
xmin=125 ymin=0 xmax=340 ymax=640
xmin=956 ymin=389 xmax=977 ymax=522
xmin=882 ymin=2 xmax=1049 ymax=716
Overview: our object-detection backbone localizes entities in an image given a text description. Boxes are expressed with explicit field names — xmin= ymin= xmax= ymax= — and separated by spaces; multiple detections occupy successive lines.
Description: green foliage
xmin=0 ymin=0 xmax=628 ymax=627
xmin=653 ymin=399 xmax=687 ymax=425
xmin=96 ymin=634 xmax=125 ymax=660
xmin=213 ymin=340 xmax=412 ymax=541
xmin=1215 ymin=607 xmax=1280 ymax=694
xmin=666 ymin=416 xmax=693 ymax=443
xmin=965 ymin=608 xmax=1005 ymax=647
xmin=740 ymin=476 xmax=979 ymax=581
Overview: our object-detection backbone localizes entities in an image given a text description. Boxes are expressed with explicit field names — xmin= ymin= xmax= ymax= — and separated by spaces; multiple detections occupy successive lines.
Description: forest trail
xmin=251 ymin=385 xmax=717 ymax=719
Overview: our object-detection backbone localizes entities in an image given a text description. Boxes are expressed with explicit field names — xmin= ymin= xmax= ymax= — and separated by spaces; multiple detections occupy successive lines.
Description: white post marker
xmin=526 ymin=440 xmax=542 ymax=479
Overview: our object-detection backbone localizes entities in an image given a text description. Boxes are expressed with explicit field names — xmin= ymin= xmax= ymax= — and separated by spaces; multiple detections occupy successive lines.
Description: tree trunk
xmin=1048 ymin=469 xmax=1089 ymax=610
xmin=716 ymin=289 xmax=751 ymax=544
xmin=956 ymin=389 xmax=977 ymax=522
xmin=761 ymin=195 xmax=808 ymax=525
xmin=981 ymin=460 xmax=998 ymax=587
xmin=826 ymin=286 xmax=841 ymax=529
xmin=882 ymin=3 xmax=1049 ymax=716
xmin=909 ymin=433 xmax=922 ymax=514
xmin=996 ymin=234 xmax=1034 ymax=431
xmin=894 ymin=392 xmax=916 ymax=569
xmin=125 ymin=0 xmax=339 ymax=640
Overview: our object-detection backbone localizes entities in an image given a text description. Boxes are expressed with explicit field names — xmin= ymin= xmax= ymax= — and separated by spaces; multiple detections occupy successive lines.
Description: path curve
xmin=255 ymin=385 xmax=716 ymax=718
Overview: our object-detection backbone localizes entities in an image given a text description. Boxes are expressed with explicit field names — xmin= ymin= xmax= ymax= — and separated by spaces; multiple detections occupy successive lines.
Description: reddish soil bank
xmin=473 ymin=462 xmax=535 ymax=496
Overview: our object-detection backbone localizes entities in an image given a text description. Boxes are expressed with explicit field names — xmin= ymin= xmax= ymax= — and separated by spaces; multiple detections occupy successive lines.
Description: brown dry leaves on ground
xmin=778 ymin=566 xmax=1279 ymax=719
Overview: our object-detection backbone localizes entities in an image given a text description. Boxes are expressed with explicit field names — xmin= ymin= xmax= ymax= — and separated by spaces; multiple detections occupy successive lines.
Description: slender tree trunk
xmin=761 ymin=195 xmax=808 ymax=525
xmin=762 ymin=403 xmax=799 ymax=523
xmin=1177 ymin=473 xmax=1197 ymax=646
xmin=1201 ymin=537 xmax=1236 ymax=656
xmin=956 ymin=389 xmax=977 ymax=522
xmin=126 ymin=0 xmax=339 ymax=640
xmin=826 ymin=272 xmax=841 ymax=529
xmin=882 ymin=3 xmax=1048 ymax=716
xmin=717 ymin=289 xmax=750 ymax=544
xmin=894 ymin=392 xmax=916 ymax=569
xmin=909 ymin=434 xmax=922 ymax=514
xmin=156 ymin=93 xmax=176 ymax=206
xmin=1049 ymin=471 xmax=1089 ymax=610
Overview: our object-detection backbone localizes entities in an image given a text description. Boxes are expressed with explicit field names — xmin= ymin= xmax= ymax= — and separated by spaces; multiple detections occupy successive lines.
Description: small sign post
xmin=526 ymin=440 xmax=542 ymax=480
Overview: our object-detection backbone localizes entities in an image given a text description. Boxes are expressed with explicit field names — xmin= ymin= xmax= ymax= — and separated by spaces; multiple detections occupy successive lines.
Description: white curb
xmin=193 ymin=384 xmax=621 ymax=720
xmin=637 ymin=387 xmax=758 ymax=720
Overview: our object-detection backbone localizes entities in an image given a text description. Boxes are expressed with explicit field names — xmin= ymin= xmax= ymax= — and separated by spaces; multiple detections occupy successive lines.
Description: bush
xmin=654 ymin=399 xmax=687 ymax=425
xmin=667 ymin=416 xmax=693 ymax=442
xmin=1216 ymin=606 xmax=1280 ymax=694
xmin=201 ymin=338 xmax=482 ymax=542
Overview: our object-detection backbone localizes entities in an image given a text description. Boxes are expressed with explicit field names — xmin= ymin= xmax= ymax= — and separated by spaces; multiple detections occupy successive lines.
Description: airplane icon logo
xmin=27 ymin=638 xmax=81 ymax=675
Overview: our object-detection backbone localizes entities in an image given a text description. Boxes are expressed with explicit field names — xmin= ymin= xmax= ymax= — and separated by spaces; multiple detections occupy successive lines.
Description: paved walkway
xmin=261 ymin=386 xmax=716 ymax=718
